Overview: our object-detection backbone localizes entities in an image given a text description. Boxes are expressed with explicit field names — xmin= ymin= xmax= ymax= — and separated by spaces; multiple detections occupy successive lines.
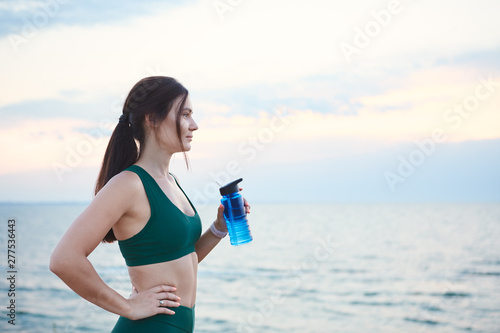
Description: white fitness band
xmin=210 ymin=222 xmax=228 ymax=238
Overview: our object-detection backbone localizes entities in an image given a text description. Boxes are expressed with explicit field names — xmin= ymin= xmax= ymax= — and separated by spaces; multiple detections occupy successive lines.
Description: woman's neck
xmin=136 ymin=142 xmax=173 ymax=178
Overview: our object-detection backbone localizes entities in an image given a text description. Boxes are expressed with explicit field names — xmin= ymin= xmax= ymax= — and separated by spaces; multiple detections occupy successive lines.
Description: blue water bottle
xmin=219 ymin=178 xmax=253 ymax=246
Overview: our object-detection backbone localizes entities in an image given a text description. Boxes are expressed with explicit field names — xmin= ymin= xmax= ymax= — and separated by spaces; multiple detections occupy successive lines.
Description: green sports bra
xmin=118 ymin=165 xmax=202 ymax=267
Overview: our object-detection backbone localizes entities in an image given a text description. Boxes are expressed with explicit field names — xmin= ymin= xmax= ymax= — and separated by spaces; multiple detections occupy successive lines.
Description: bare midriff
xmin=127 ymin=252 xmax=198 ymax=308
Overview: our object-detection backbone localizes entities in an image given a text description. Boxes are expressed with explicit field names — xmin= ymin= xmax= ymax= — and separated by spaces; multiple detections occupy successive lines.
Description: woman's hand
xmin=125 ymin=285 xmax=181 ymax=320
xmin=241 ymin=187 xmax=251 ymax=215
xmin=214 ymin=204 xmax=227 ymax=232
xmin=243 ymin=197 xmax=251 ymax=214
xmin=214 ymin=188 xmax=251 ymax=232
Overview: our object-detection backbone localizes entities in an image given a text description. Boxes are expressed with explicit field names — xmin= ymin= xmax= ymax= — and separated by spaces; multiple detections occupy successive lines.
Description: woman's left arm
xmin=195 ymin=204 xmax=226 ymax=263
xmin=195 ymin=200 xmax=250 ymax=263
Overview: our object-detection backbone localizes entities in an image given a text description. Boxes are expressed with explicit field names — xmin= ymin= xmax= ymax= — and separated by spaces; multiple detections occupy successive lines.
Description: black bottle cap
xmin=219 ymin=178 xmax=243 ymax=196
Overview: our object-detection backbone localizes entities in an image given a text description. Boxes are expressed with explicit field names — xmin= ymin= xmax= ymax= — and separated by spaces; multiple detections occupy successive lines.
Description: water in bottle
xmin=219 ymin=178 xmax=253 ymax=246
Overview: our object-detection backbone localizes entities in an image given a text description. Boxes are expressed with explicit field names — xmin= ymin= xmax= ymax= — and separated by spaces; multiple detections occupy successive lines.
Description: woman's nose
xmin=190 ymin=119 xmax=199 ymax=131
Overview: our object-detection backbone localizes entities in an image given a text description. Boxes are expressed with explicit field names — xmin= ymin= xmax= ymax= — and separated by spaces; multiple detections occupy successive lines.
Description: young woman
xmin=50 ymin=76 xmax=249 ymax=332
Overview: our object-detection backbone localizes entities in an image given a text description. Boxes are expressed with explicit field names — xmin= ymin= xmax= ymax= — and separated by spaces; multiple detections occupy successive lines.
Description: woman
xmin=50 ymin=76 xmax=249 ymax=332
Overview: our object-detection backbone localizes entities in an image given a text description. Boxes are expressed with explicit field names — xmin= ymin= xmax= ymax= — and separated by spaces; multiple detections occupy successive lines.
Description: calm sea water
xmin=1 ymin=202 xmax=499 ymax=333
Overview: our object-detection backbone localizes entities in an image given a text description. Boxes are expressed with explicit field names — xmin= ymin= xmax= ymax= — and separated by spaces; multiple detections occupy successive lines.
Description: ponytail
xmin=96 ymin=116 xmax=137 ymax=243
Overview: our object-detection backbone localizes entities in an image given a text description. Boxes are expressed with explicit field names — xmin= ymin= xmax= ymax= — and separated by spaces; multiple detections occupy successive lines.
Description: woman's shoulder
xmin=100 ymin=167 xmax=144 ymax=197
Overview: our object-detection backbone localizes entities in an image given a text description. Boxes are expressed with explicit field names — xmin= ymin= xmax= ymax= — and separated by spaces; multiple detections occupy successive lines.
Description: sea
xmin=0 ymin=202 xmax=499 ymax=333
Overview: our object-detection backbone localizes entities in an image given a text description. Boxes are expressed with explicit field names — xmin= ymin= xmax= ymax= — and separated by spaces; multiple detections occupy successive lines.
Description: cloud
xmin=0 ymin=117 xmax=108 ymax=175
xmin=1 ymin=0 xmax=500 ymax=202
xmin=0 ymin=0 xmax=193 ymax=38
xmin=2 ymin=66 xmax=498 ymax=177
xmin=2 ymin=0 xmax=500 ymax=108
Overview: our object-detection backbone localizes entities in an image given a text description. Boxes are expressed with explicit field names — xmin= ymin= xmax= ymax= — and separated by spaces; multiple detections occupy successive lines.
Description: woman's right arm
xmin=49 ymin=172 xmax=179 ymax=319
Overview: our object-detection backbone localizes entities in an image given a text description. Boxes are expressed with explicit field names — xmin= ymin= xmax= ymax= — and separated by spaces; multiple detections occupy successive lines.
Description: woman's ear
xmin=144 ymin=114 xmax=157 ymax=129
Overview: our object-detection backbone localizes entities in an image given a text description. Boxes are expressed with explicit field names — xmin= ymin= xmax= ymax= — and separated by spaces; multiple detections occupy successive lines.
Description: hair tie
xmin=119 ymin=114 xmax=129 ymax=124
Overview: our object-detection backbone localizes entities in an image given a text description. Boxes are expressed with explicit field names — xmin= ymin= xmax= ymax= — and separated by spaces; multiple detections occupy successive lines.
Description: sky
xmin=0 ymin=0 xmax=499 ymax=203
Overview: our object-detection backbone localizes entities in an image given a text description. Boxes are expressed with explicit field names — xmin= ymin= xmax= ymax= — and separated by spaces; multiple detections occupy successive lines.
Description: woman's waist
xmin=127 ymin=253 xmax=198 ymax=306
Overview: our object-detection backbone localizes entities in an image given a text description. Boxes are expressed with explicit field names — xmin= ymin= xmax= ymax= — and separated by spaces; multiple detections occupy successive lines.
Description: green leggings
xmin=111 ymin=305 xmax=195 ymax=333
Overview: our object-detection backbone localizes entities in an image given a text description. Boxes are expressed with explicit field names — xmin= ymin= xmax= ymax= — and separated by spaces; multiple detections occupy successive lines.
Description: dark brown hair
xmin=96 ymin=76 xmax=189 ymax=243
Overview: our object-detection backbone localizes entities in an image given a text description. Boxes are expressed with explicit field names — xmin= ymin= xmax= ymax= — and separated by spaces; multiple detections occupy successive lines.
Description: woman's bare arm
xmin=50 ymin=172 xmax=179 ymax=319
xmin=195 ymin=205 xmax=226 ymax=263
xmin=195 ymin=200 xmax=250 ymax=263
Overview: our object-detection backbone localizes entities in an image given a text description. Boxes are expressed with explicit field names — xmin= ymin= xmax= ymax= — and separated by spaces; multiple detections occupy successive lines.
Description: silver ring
xmin=159 ymin=300 xmax=164 ymax=306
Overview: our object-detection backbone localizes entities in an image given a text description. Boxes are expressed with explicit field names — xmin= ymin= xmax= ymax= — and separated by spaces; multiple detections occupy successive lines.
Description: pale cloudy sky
xmin=0 ymin=0 xmax=499 ymax=203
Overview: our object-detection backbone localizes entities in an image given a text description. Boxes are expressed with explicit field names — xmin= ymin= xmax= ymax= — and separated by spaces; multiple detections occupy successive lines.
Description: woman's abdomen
xmin=127 ymin=252 xmax=198 ymax=307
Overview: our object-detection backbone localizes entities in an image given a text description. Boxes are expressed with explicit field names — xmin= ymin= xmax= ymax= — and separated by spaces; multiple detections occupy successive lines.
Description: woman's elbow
xmin=49 ymin=248 xmax=71 ymax=276
xmin=49 ymin=251 xmax=63 ymax=275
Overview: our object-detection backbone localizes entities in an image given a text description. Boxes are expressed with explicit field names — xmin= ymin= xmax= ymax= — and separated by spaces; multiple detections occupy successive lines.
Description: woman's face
xmin=155 ymin=95 xmax=198 ymax=154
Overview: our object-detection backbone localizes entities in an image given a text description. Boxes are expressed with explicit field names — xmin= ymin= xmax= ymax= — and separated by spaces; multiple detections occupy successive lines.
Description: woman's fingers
xmin=151 ymin=286 xmax=180 ymax=310
xmin=158 ymin=299 xmax=181 ymax=308
xmin=151 ymin=285 xmax=177 ymax=293
xmin=243 ymin=198 xmax=251 ymax=214
xmin=238 ymin=187 xmax=251 ymax=213
xmin=157 ymin=291 xmax=181 ymax=302
xmin=126 ymin=285 xmax=180 ymax=319
xmin=158 ymin=307 xmax=176 ymax=315
xmin=154 ymin=288 xmax=179 ymax=315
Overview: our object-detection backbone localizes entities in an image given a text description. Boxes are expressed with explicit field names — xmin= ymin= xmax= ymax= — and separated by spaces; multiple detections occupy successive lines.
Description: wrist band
xmin=210 ymin=222 xmax=227 ymax=238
